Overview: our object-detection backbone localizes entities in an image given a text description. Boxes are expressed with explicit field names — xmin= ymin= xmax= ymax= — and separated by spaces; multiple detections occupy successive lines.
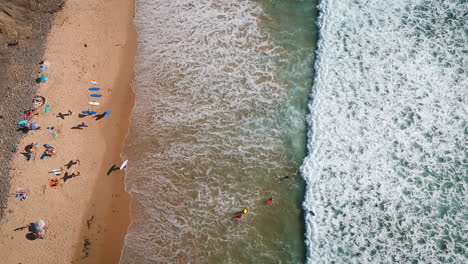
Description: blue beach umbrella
xmin=40 ymin=75 xmax=48 ymax=83
xmin=30 ymin=122 xmax=39 ymax=130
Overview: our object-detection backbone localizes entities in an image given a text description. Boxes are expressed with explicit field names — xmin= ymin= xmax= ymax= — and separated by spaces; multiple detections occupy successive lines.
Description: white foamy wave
xmin=303 ymin=0 xmax=467 ymax=263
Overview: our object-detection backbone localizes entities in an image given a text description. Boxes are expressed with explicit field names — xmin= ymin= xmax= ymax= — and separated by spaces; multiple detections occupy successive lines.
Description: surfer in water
xmin=234 ymin=208 xmax=249 ymax=220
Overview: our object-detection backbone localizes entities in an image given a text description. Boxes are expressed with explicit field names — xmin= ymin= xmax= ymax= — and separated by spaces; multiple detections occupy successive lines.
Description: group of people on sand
xmin=14 ymin=60 xmax=121 ymax=240
xmin=47 ymin=160 xmax=81 ymax=188
xmin=13 ymin=62 xmax=87 ymax=239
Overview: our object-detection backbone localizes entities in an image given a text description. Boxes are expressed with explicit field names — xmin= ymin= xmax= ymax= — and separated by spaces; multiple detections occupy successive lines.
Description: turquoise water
xmin=121 ymin=0 xmax=318 ymax=263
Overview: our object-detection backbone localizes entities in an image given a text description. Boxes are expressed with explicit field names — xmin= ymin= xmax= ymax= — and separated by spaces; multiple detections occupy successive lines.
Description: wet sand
xmin=0 ymin=0 xmax=136 ymax=263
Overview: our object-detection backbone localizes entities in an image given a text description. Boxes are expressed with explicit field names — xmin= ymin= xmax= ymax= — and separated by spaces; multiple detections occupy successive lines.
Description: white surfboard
xmin=90 ymin=81 xmax=98 ymax=85
xmin=88 ymin=101 xmax=100 ymax=106
xmin=120 ymin=160 xmax=128 ymax=170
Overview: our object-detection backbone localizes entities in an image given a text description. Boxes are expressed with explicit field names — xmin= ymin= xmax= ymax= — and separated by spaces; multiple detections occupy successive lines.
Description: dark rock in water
xmin=0 ymin=0 xmax=65 ymax=221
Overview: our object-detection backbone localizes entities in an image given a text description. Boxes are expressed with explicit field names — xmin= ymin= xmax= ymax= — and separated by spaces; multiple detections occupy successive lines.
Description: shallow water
xmin=302 ymin=0 xmax=467 ymax=263
xmin=121 ymin=0 xmax=317 ymax=263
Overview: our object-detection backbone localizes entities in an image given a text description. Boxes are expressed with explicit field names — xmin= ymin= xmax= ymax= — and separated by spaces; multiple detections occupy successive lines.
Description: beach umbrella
xmin=30 ymin=122 xmax=39 ymax=130
xmin=36 ymin=220 xmax=46 ymax=229
xmin=40 ymin=75 xmax=48 ymax=83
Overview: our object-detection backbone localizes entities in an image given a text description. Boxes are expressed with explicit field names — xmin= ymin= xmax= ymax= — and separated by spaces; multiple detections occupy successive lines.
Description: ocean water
xmin=121 ymin=0 xmax=317 ymax=263
xmin=302 ymin=0 xmax=467 ymax=263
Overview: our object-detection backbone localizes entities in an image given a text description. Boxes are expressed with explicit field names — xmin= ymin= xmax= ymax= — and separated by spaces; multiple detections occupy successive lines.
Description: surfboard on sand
xmin=45 ymin=105 xmax=50 ymax=113
xmin=120 ymin=160 xmax=128 ymax=170
xmin=17 ymin=120 xmax=28 ymax=126
xmin=88 ymin=101 xmax=100 ymax=106
xmin=90 ymin=94 xmax=102 ymax=98
xmin=103 ymin=110 xmax=112 ymax=117
xmin=89 ymin=87 xmax=101 ymax=91
xmin=82 ymin=110 xmax=97 ymax=115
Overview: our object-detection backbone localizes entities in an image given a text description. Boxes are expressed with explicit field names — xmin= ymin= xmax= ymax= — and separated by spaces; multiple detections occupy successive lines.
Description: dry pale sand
xmin=0 ymin=0 xmax=136 ymax=263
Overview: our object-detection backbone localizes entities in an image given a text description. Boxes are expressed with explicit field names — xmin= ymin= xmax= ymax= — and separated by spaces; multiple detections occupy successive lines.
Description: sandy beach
xmin=0 ymin=0 xmax=136 ymax=263
xmin=0 ymin=0 xmax=66 ymax=220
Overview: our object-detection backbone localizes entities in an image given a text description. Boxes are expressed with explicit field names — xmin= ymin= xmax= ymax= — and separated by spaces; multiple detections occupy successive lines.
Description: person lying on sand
xmin=41 ymin=148 xmax=56 ymax=159
xmin=26 ymin=143 xmax=39 ymax=161
xmin=48 ymin=178 xmax=61 ymax=188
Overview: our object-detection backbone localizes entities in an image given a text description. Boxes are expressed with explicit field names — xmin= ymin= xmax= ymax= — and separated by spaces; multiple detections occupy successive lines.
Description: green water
xmin=260 ymin=0 xmax=319 ymax=163
xmin=256 ymin=0 xmax=319 ymax=259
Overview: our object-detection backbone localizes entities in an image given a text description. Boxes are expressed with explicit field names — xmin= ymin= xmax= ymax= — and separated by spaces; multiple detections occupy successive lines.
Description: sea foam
xmin=302 ymin=0 xmax=467 ymax=263
xmin=121 ymin=0 xmax=315 ymax=263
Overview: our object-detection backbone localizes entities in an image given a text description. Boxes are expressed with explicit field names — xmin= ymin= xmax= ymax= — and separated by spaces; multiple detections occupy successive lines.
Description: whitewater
xmin=302 ymin=0 xmax=467 ymax=263
xmin=121 ymin=0 xmax=316 ymax=263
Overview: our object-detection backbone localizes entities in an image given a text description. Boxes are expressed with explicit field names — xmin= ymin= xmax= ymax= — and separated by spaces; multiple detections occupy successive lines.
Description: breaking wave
xmin=302 ymin=0 xmax=467 ymax=263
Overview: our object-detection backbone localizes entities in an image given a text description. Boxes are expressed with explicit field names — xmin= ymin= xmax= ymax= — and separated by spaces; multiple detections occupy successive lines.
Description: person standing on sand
xmin=56 ymin=110 xmax=73 ymax=119
xmin=65 ymin=159 xmax=80 ymax=169
xmin=78 ymin=122 xmax=88 ymax=128
xmin=62 ymin=171 xmax=80 ymax=182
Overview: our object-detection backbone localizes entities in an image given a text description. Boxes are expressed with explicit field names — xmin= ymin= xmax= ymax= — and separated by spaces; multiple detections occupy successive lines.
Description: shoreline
xmin=0 ymin=0 xmax=136 ymax=263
